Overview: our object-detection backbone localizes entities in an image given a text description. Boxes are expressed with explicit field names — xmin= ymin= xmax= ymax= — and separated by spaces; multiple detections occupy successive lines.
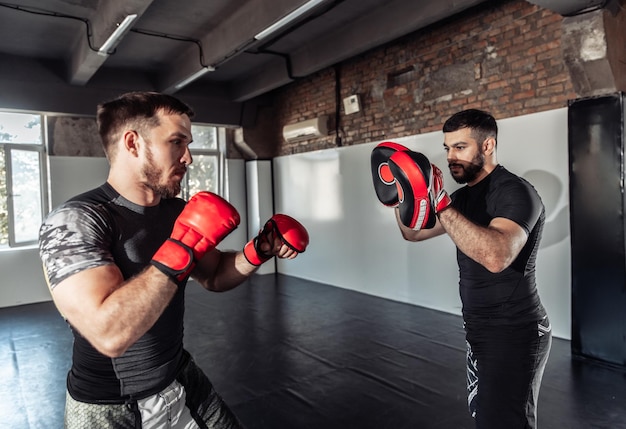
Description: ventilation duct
xmin=525 ymin=0 xmax=606 ymax=16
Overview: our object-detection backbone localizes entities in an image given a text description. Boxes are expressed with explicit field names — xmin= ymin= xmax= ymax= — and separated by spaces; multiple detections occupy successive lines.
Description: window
xmin=181 ymin=124 xmax=225 ymax=200
xmin=0 ymin=111 xmax=48 ymax=248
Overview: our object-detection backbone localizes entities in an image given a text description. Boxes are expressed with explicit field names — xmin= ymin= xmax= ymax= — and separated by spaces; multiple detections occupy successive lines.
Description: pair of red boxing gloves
xmin=371 ymin=141 xmax=451 ymax=230
xmin=152 ymin=192 xmax=309 ymax=284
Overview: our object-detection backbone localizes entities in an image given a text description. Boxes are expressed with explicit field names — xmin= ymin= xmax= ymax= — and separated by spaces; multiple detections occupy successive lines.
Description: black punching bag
xmin=568 ymin=92 xmax=626 ymax=367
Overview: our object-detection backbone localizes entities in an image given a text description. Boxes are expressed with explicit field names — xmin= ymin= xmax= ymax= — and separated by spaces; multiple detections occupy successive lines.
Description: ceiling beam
xmin=159 ymin=0 xmax=324 ymax=94
xmin=230 ymin=0 xmax=486 ymax=101
xmin=68 ymin=0 xmax=155 ymax=85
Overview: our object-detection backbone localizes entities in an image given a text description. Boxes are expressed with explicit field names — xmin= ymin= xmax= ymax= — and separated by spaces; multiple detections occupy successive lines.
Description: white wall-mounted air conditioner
xmin=282 ymin=115 xmax=329 ymax=142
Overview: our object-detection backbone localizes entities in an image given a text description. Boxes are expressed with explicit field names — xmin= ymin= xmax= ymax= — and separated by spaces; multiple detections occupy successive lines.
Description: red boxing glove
xmin=370 ymin=141 xmax=409 ymax=207
xmin=151 ymin=192 xmax=240 ymax=284
xmin=243 ymin=214 xmax=309 ymax=266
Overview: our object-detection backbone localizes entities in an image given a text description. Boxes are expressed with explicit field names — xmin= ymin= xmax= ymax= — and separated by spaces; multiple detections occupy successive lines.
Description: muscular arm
xmin=192 ymin=240 xmax=297 ymax=292
xmin=192 ymin=249 xmax=257 ymax=292
xmin=437 ymin=206 xmax=528 ymax=273
xmin=51 ymin=265 xmax=178 ymax=358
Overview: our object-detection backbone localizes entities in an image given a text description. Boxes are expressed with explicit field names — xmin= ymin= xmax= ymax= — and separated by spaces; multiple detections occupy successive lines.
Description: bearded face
xmin=449 ymin=148 xmax=485 ymax=184
xmin=142 ymin=144 xmax=184 ymax=199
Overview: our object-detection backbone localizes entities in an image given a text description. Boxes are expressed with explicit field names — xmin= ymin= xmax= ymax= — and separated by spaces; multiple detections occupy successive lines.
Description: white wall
xmin=49 ymin=156 xmax=110 ymax=209
xmin=0 ymin=156 xmax=110 ymax=307
xmin=273 ymin=109 xmax=572 ymax=339
xmin=0 ymin=247 xmax=50 ymax=306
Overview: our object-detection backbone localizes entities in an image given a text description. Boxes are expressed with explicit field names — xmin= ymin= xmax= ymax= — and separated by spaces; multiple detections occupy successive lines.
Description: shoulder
xmin=39 ymin=188 xmax=118 ymax=290
xmin=40 ymin=185 xmax=118 ymax=249
xmin=491 ymin=167 xmax=540 ymax=200
xmin=489 ymin=166 xmax=544 ymax=232
xmin=44 ymin=186 xmax=114 ymax=231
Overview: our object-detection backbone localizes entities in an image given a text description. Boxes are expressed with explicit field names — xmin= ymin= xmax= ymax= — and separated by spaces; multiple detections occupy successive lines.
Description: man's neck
xmin=107 ymin=174 xmax=161 ymax=207
xmin=467 ymin=163 xmax=499 ymax=187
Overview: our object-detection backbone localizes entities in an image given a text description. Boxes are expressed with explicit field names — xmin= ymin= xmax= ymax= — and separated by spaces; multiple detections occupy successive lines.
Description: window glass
xmin=0 ymin=150 xmax=7 ymax=246
xmin=10 ymin=149 xmax=42 ymax=244
xmin=184 ymin=154 xmax=218 ymax=198
xmin=0 ymin=113 xmax=41 ymax=144
xmin=0 ymin=111 xmax=46 ymax=248
xmin=191 ymin=124 xmax=217 ymax=150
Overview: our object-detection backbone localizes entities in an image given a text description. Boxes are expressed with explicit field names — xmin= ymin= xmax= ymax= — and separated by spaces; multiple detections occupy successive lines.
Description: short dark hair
xmin=97 ymin=91 xmax=195 ymax=159
xmin=443 ymin=109 xmax=498 ymax=144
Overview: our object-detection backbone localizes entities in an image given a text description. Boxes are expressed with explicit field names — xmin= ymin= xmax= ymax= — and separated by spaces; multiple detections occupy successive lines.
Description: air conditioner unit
xmin=282 ymin=115 xmax=329 ymax=142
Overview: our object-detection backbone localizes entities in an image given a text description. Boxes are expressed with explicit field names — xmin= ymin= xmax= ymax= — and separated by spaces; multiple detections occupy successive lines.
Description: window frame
xmin=0 ymin=112 xmax=49 ymax=248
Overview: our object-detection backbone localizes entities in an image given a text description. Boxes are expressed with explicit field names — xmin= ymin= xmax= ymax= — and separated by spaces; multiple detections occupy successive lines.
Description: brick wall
xmin=239 ymin=0 xmax=577 ymax=159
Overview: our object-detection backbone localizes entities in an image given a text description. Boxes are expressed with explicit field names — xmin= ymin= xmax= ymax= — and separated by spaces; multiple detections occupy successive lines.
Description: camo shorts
xmin=64 ymin=355 xmax=244 ymax=429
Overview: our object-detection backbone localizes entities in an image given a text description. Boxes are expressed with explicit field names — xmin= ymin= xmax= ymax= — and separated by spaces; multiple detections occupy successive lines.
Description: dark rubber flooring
xmin=2 ymin=274 xmax=625 ymax=428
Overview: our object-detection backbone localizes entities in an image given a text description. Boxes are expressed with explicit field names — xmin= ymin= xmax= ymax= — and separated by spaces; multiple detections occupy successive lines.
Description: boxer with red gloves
xmin=38 ymin=91 xmax=307 ymax=429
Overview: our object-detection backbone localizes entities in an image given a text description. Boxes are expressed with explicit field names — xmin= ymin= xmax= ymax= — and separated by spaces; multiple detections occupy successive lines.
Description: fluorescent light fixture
xmin=174 ymin=66 xmax=215 ymax=90
xmin=254 ymin=0 xmax=325 ymax=41
xmin=98 ymin=14 xmax=138 ymax=56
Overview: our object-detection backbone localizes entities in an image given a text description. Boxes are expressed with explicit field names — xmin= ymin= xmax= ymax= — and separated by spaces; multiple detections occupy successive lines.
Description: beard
xmin=449 ymin=151 xmax=485 ymax=184
xmin=142 ymin=146 xmax=183 ymax=199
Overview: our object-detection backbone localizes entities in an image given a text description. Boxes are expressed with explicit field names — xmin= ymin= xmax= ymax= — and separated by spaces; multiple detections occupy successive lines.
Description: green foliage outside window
xmin=0 ymin=113 xmax=44 ymax=247
xmin=0 ymin=150 xmax=7 ymax=245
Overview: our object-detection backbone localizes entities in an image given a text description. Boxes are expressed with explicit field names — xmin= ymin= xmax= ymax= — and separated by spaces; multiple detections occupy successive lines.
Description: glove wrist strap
xmin=243 ymin=239 xmax=271 ymax=266
xmin=151 ymin=239 xmax=195 ymax=284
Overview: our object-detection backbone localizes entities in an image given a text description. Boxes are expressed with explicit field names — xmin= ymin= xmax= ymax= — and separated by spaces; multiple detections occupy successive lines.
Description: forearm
xmin=192 ymin=214 xmax=307 ymax=291
xmin=193 ymin=250 xmax=258 ymax=292
xmin=103 ymin=268 xmax=177 ymax=348
xmin=437 ymin=207 xmax=524 ymax=272
xmin=395 ymin=207 xmax=445 ymax=241
xmin=59 ymin=266 xmax=178 ymax=357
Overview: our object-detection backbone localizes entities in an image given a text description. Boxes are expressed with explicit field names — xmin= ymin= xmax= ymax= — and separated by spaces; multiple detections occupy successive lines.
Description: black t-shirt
xmin=450 ymin=165 xmax=547 ymax=326
xmin=39 ymin=183 xmax=187 ymax=402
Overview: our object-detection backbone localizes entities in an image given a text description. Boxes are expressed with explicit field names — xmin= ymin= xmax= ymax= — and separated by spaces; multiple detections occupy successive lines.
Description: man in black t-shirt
xmin=39 ymin=92 xmax=309 ymax=428
xmin=372 ymin=109 xmax=551 ymax=428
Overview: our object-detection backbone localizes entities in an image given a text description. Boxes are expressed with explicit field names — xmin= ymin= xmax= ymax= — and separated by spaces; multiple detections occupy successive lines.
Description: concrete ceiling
xmin=0 ymin=0 xmax=604 ymax=104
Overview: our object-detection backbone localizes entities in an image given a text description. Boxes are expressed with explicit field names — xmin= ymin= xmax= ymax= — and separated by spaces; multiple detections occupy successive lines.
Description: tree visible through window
xmin=182 ymin=124 xmax=223 ymax=200
xmin=0 ymin=150 xmax=7 ymax=244
xmin=0 ymin=111 xmax=47 ymax=247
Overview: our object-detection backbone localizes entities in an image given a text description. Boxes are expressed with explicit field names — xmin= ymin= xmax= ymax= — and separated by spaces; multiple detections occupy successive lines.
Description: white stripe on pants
xmin=137 ymin=379 xmax=200 ymax=429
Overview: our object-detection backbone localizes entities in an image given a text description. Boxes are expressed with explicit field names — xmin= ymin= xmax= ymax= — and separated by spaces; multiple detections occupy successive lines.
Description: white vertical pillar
xmin=246 ymin=160 xmax=275 ymax=274
xmin=217 ymin=159 xmax=247 ymax=252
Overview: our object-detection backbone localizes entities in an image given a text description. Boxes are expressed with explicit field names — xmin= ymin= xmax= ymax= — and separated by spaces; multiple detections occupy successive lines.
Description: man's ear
xmin=483 ymin=136 xmax=496 ymax=155
xmin=122 ymin=130 xmax=140 ymax=157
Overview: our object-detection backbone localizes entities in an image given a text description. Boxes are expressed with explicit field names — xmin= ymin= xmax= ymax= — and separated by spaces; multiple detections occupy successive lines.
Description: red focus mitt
xmin=244 ymin=214 xmax=309 ymax=266
xmin=370 ymin=141 xmax=409 ymax=207
xmin=388 ymin=150 xmax=450 ymax=230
